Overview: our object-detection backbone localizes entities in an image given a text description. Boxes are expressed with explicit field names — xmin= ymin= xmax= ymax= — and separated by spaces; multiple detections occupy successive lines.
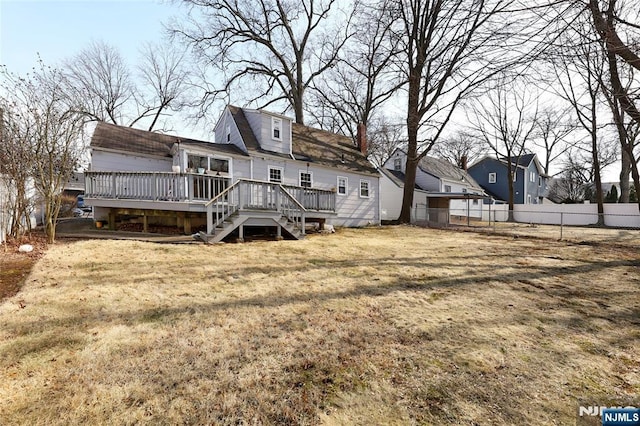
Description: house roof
xmin=291 ymin=123 xmax=378 ymax=175
xmin=417 ymin=156 xmax=483 ymax=190
xmin=227 ymin=105 xmax=260 ymax=151
xmin=90 ymin=122 xmax=247 ymax=158
xmin=224 ymin=105 xmax=377 ymax=175
xmin=470 ymin=154 xmax=550 ymax=178
xmin=379 ymin=168 xmax=426 ymax=190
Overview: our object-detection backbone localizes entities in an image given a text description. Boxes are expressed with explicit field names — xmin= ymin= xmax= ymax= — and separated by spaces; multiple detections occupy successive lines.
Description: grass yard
xmin=0 ymin=226 xmax=638 ymax=425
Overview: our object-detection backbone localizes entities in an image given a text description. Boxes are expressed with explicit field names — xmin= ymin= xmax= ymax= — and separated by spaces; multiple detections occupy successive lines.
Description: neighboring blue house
xmin=468 ymin=154 xmax=549 ymax=204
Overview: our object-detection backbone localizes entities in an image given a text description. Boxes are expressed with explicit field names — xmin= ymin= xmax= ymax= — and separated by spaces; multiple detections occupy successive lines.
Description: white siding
xmin=384 ymin=149 xmax=406 ymax=174
xmin=379 ymin=172 xmax=430 ymax=221
xmin=250 ymin=155 xmax=379 ymax=227
xmin=214 ymin=109 xmax=247 ymax=152
xmin=244 ymin=110 xmax=292 ymax=155
xmin=417 ymin=172 xmax=439 ymax=191
xmin=91 ymin=150 xmax=172 ymax=172
xmin=380 ymin=173 xmax=404 ymax=221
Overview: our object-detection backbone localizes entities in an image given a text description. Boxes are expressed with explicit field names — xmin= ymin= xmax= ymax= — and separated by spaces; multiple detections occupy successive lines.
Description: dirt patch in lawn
xmin=0 ymin=233 xmax=48 ymax=301
xmin=1 ymin=226 xmax=638 ymax=425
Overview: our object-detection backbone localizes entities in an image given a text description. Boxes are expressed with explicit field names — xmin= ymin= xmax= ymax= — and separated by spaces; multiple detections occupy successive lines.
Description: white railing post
xmin=152 ymin=173 xmax=158 ymax=200
xmin=111 ymin=172 xmax=117 ymax=198
xmin=207 ymin=203 xmax=213 ymax=235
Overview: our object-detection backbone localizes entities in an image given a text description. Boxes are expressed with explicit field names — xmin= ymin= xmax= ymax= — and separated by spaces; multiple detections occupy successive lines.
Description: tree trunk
xmin=507 ymin=165 xmax=515 ymax=222
xmin=619 ymin=146 xmax=631 ymax=203
xmin=399 ymin=67 xmax=421 ymax=224
xmin=399 ymin=154 xmax=418 ymax=223
xmin=591 ymin=129 xmax=605 ymax=225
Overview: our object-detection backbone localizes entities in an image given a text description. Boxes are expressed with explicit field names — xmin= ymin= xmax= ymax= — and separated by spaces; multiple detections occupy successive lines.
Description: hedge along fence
xmin=481 ymin=203 xmax=640 ymax=228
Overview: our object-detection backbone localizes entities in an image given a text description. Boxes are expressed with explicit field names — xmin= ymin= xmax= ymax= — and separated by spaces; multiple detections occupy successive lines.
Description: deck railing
xmin=205 ymin=179 xmax=310 ymax=235
xmin=84 ymin=171 xmax=229 ymax=202
xmin=282 ymin=185 xmax=336 ymax=211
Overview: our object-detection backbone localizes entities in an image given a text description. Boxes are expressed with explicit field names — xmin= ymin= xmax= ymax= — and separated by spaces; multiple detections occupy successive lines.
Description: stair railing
xmin=279 ymin=185 xmax=307 ymax=234
xmin=204 ymin=180 xmax=241 ymax=234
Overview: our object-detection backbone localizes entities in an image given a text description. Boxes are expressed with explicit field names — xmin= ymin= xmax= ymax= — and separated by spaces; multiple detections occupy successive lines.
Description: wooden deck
xmin=84 ymin=172 xmax=336 ymax=241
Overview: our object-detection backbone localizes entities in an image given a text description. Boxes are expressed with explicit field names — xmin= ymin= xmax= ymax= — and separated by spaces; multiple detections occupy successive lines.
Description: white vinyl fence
xmin=481 ymin=203 xmax=640 ymax=228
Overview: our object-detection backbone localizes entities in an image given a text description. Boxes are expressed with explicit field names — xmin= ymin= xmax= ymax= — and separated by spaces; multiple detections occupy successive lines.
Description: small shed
xmin=417 ymin=192 xmax=487 ymax=227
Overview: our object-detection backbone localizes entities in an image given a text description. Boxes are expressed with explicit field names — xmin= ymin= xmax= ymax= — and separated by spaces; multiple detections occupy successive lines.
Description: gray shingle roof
xmin=90 ymin=122 xmax=247 ymax=157
xmin=291 ymin=124 xmax=378 ymax=175
xmin=418 ymin=156 xmax=482 ymax=190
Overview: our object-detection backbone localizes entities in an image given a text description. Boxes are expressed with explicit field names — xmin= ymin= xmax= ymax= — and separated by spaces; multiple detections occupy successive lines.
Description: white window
xmin=337 ymin=176 xmax=347 ymax=195
xmin=538 ymin=176 xmax=542 ymax=186
xmin=299 ymin=171 xmax=312 ymax=188
xmin=527 ymin=194 xmax=532 ymax=204
xmin=444 ymin=185 xmax=452 ymax=192
xmin=393 ymin=158 xmax=402 ymax=171
xmin=272 ymin=117 xmax=282 ymax=141
xmin=488 ymin=172 xmax=496 ymax=183
xmin=226 ymin=125 xmax=231 ymax=143
xmin=530 ymin=171 xmax=535 ymax=182
xmin=359 ymin=180 xmax=370 ymax=198
xmin=268 ymin=166 xmax=283 ymax=183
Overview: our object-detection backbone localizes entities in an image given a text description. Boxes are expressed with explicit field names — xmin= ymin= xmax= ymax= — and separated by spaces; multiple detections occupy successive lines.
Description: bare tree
xmin=309 ymin=0 xmax=401 ymax=139
xmin=432 ymin=130 xmax=486 ymax=170
xmin=468 ymin=78 xmax=539 ymax=217
xmin=587 ymin=0 xmax=640 ymax=125
xmin=552 ymin=27 xmax=610 ymax=223
xmin=367 ymin=116 xmax=406 ymax=167
xmin=533 ymin=105 xmax=577 ymax=175
xmin=65 ymin=40 xmax=191 ymax=131
xmin=547 ymin=167 xmax=589 ymax=204
xmin=172 ymin=0 xmax=351 ymax=125
xmin=1 ymin=61 xmax=85 ymax=243
xmin=65 ymin=41 xmax=134 ymax=125
xmin=137 ymin=42 xmax=193 ymax=131
xmin=392 ymin=0 xmax=514 ymax=223
xmin=0 ymin=102 xmax=35 ymax=239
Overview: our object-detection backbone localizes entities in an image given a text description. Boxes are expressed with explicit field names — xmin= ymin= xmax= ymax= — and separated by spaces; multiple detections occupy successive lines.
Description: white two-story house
xmin=85 ymin=106 xmax=380 ymax=242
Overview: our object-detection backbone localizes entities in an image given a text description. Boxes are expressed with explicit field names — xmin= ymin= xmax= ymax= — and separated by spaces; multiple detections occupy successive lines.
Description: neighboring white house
xmin=84 ymin=106 xmax=380 ymax=241
xmin=380 ymin=148 xmax=485 ymax=222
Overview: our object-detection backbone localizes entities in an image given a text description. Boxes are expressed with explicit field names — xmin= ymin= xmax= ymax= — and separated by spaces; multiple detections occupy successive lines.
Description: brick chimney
xmin=356 ymin=123 xmax=367 ymax=156
xmin=460 ymin=155 xmax=468 ymax=171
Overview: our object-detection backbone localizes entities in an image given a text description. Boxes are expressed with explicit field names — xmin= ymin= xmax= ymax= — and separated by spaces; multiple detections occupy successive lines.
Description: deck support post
xmin=143 ymin=213 xmax=148 ymax=233
xmin=183 ymin=216 xmax=192 ymax=234
xmin=238 ymin=224 xmax=244 ymax=243
xmin=276 ymin=224 xmax=282 ymax=240
xmin=206 ymin=204 xmax=213 ymax=235
xmin=108 ymin=210 xmax=116 ymax=230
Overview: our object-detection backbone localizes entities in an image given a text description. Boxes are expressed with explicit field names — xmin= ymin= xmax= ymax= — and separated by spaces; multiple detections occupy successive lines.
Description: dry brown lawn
xmin=0 ymin=226 xmax=638 ymax=425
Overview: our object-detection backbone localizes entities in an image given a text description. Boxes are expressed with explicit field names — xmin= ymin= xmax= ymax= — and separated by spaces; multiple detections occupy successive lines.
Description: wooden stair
xmin=197 ymin=210 xmax=305 ymax=243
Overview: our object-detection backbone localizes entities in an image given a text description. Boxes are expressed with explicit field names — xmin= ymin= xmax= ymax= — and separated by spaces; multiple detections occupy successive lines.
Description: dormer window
xmin=226 ymin=125 xmax=231 ymax=143
xmin=272 ymin=117 xmax=282 ymax=141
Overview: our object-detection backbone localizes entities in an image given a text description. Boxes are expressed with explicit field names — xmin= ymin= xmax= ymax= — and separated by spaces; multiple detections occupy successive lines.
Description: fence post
xmin=560 ymin=211 xmax=563 ymax=240
xmin=493 ymin=209 xmax=497 ymax=232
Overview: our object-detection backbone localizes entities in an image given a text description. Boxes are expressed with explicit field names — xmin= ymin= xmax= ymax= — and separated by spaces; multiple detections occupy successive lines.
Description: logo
xmin=601 ymin=408 xmax=640 ymax=426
